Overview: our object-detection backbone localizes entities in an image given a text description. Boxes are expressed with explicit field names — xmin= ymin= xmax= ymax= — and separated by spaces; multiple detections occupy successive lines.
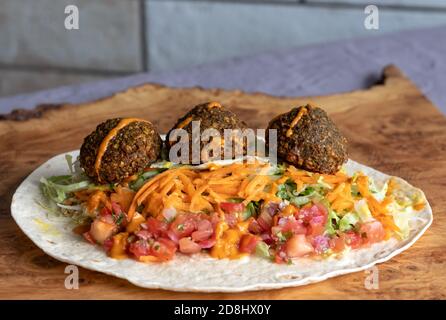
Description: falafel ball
xmin=166 ymin=102 xmax=249 ymax=164
xmin=80 ymin=118 xmax=162 ymax=184
xmin=267 ymin=104 xmax=348 ymax=174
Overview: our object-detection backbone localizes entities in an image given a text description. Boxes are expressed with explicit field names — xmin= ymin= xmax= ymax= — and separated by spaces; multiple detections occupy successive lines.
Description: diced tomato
xmin=166 ymin=230 xmax=179 ymax=243
xmin=311 ymin=235 xmax=330 ymax=254
xmin=150 ymin=238 xmax=177 ymax=261
xmin=209 ymin=212 xmax=221 ymax=227
xmin=178 ymin=238 xmax=202 ymax=254
xmin=306 ymin=223 xmax=325 ymax=236
xmin=89 ymin=219 xmax=116 ymax=244
xmin=103 ymin=237 xmax=114 ymax=252
xmin=83 ymin=231 xmax=96 ymax=245
xmin=220 ymin=202 xmax=245 ymax=214
xmin=100 ymin=206 xmax=112 ymax=217
xmin=285 ymin=234 xmax=314 ymax=258
xmin=191 ymin=219 xmax=213 ymax=242
xmin=274 ymin=244 xmax=288 ymax=264
xmin=270 ymin=226 xmax=282 ymax=239
xmin=169 ymin=214 xmax=196 ymax=239
xmin=158 ymin=238 xmax=178 ymax=252
xmin=360 ymin=221 xmax=386 ymax=244
xmin=111 ymin=201 xmax=127 ymax=226
xmin=260 ymin=233 xmax=274 ymax=245
xmin=99 ymin=206 xmax=115 ymax=225
xmin=129 ymin=240 xmax=151 ymax=258
xmin=257 ymin=212 xmax=273 ymax=231
xmin=280 ymin=217 xmax=307 ymax=235
xmin=343 ymin=231 xmax=363 ymax=249
xmin=135 ymin=229 xmax=152 ymax=240
xmin=257 ymin=203 xmax=278 ymax=231
xmin=224 ymin=213 xmax=238 ymax=227
xmin=239 ymin=234 xmax=259 ymax=254
xmin=248 ymin=220 xmax=263 ymax=234
xmin=146 ymin=217 xmax=168 ymax=238
xmin=329 ymin=236 xmax=346 ymax=253
xmin=297 ymin=203 xmax=327 ymax=226
xmin=191 ymin=230 xmax=213 ymax=242
xmin=198 ymin=237 xmax=216 ymax=249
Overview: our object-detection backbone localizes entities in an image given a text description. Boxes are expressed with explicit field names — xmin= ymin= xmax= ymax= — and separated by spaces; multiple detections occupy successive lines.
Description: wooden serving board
xmin=0 ymin=65 xmax=445 ymax=299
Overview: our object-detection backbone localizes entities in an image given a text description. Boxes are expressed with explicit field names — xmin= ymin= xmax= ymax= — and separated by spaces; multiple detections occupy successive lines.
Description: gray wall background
xmin=1 ymin=0 xmax=446 ymax=97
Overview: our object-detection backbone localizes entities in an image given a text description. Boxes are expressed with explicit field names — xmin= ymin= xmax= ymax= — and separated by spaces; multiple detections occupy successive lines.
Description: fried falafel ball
xmin=267 ymin=104 xmax=348 ymax=174
xmin=166 ymin=102 xmax=249 ymax=164
xmin=80 ymin=118 xmax=162 ymax=184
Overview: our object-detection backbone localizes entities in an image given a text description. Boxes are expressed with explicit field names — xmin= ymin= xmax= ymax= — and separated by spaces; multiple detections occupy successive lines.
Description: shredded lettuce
xmin=241 ymin=201 xmax=260 ymax=220
xmin=338 ymin=212 xmax=359 ymax=232
xmin=276 ymin=181 xmax=324 ymax=206
xmin=40 ymin=176 xmax=90 ymax=203
xmin=272 ymin=163 xmax=287 ymax=176
xmin=65 ymin=154 xmax=75 ymax=174
xmin=318 ymin=199 xmax=339 ymax=236
xmin=255 ymin=241 xmax=271 ymax=259
xmin=39 ymin=154 xmax=99 ymax=220
xmin=130 ymin=168 xmax=167 ymax=191
xmin=317 ymin=176 xmax=333 ymax=190
xmin=325 ymin=205 xmax=340 ymax=236
xmin=369 ymin=178 xmax=388 ymax=202
xmin=354 ymin=199 xmax=374 ymax=222
xmin=387 ymin=202 xmax=419 ymax=239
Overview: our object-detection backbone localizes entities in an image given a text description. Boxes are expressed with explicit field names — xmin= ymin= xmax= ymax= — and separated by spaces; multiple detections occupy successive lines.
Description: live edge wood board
xmin=0 ymin=65 xmax=445 ymax=299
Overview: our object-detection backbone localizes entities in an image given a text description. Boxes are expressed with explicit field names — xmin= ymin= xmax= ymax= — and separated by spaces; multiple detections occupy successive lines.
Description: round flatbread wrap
xmin=11 ymin=151 xmax=432 ymax=292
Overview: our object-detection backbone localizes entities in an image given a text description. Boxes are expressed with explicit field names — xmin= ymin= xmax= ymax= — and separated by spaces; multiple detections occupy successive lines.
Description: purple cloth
xmin=1 ymin=26 xmax=446 ymax=115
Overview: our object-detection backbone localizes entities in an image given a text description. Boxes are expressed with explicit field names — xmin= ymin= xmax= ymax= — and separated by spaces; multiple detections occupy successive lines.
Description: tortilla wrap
xmin=11 ymin=150 xmax=432 ymax=292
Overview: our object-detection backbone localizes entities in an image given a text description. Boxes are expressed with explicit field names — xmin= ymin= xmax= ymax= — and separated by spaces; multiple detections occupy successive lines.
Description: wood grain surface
xmin=0 ymin=65 xmax=445 ymax=299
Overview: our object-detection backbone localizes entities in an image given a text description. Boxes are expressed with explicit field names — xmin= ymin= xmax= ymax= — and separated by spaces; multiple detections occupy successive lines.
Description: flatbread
xmin=10 ymin=150 xmax=433 ymax=292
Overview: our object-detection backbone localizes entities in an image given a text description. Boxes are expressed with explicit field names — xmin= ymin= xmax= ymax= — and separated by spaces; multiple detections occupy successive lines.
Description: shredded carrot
xmin=357 ymin=175 xmax=370 ymax=198
xmin=127 ymin=161 xmax=272 ymax=218
xmin=110 ymin=186 xmax=135 ymax=212
xmin=86 ymin=190 xmax=110 ymax=214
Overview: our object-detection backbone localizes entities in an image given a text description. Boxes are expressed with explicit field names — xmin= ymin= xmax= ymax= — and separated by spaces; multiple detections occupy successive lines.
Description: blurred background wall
xmin=1 ymin=0 xmax=446 ymax=97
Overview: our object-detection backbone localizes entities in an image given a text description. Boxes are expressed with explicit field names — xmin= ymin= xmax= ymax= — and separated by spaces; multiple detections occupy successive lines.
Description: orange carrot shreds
xmin=110 ymin=186 xmax=135 ymax=212
xmin=86 ymin=190 xmax=110 ymax=215
xmin=327 ymin=182 xmax=346 ymax=203
xmin=198 ymin=163 xmax=243 ymax=179
xmin=177 ymin=172 xmax=198 ymax=197
xmin=207 ymin=189 xmax=230 ymax=203
xmin=366 ymin=195 xmax=387 ymax=216
xmin=237 ymin=178 xmax=251 ymax=197
xmin=127 ymin=162 xmax=273 ymax=219
xmin=287 ymin=165 xmax=312 ymax=177
xmin=366 ymin=195 xmax=400 ymax=233
xmin=127 ymin=168 xmax=176 ymax=219
xmin=74 ymin=189 xmax=94 ymax=202
xmin=332 ymin=199 xmax=354 ymax=212
xmin=413 ymin=202 xmax=425 ymax=211
xmin=275 ymin=176 xmax=289 ymax=185
xmin=386 ymin=177 xmax=399 ymax=197
xmin=160 ymin=179 xmax=176 ymax=196
xmin=137 ymin=181 xmax=160 ymax=206
xmin=190 ymin=184 xmax=211 ymax=211
xmin=321 ymin=172 xmax=349 ymax=184
xmin=326 ymin=182 xmax=354 ymax=213
xmin=122 ymin=174 xmax=139 ymax=183
xmin=356 ymin=175 xmax=371 ymax=198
